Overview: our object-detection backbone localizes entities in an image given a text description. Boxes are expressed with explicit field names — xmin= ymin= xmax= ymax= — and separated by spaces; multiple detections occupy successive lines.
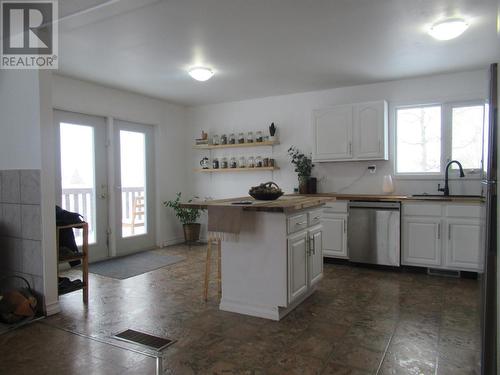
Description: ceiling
xmin=58 ymin=0 xmax=500 ymax=106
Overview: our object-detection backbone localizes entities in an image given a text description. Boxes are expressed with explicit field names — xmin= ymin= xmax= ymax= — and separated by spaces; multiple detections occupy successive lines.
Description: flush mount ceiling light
xmin=428 ymin=18 xmax=469 ymax=40
xmin=188 ymin=67 xmax=214 ymax=81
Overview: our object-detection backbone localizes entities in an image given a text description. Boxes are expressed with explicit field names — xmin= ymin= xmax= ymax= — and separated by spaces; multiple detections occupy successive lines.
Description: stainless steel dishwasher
xmin=347 ymin=201 xmax=401 ymax=266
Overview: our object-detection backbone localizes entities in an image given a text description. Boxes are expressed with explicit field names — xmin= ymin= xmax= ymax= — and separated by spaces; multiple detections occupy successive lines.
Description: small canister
xmin=229 ymin=157 xmax=237 ymax=168
xmin=221 ymin=157 xmax=228 ymax=169
xmin=212 ymin=134 xmax=219 ymax=145
xmin=212 ymin=158 xmax=219 ymax=169
xmin=247 ymin=132 xmax=254 ymax=143
xmin=247 ymin=156 xmax=255 ymax=168
xmin=220 ymin=134 xmax=227 ymax=145
xmin=255 ymin=131 xmax=263 ymax=143
xmin=228 ymin=133 xmax=236 ymax=144
xmin=262 ymin=157 xmax=269 ymax=167
xmin=255 ymin=156 xmax=263 ymax=167
xmin=238 ymin=133 xmax=245 ymax=144
xmin=238 ymin=156 xmax=246 ymax=168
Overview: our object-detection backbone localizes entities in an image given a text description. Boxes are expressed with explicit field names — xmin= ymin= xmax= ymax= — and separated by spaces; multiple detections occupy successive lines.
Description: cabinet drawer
xmin=323 ymin=201 xmax=348 ymax=213
xmin=403 ymin=203 xmax=442 ymax=217
xmin=287 ymin=213 xmax=308 ymax=234
xmin=308 ymin=210 xmax=322 ymax=226
xmin=445 ymin=204 xmax=482 ymax=219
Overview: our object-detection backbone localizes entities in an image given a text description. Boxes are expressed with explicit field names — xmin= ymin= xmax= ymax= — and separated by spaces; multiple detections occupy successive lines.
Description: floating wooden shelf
xmin=193 ymin=140 xmax=279 ymax=150
xmin=194 ymin=167 xmax=280 ymax=173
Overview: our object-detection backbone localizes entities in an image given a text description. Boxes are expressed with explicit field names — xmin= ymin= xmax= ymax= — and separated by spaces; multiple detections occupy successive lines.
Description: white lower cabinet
xmin=402 ymin=202 xmax=483 ymax=272
xmin=322 ymin=214 xmax=348 ymax=258
xmin=445 ymin=219 xmax=482 ymax=270
xmin=287 ymin=218 xmax=323 ymax=304
xmin=308 ymin=226 xmax=323 ymax=286
xmin=402 ymin=217 xmax=442 ymax=266
xmin=287 ymin=231 xmax=309 ymax=303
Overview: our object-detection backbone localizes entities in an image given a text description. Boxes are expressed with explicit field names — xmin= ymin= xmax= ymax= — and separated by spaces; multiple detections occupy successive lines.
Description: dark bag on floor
xmin=56 ymin=206 xmax=85 ymax=267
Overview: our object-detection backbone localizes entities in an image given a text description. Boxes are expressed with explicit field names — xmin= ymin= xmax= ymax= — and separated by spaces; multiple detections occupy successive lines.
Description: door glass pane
xmin=452 ymin=105 xmax=484 ymax=170
xmin=396 ymin=106 xmax=441 ymax=174
xmin=60 ymin=123 xmax=96 ymax=244
xmin=120 ymin=130 xmax=147 ymax=237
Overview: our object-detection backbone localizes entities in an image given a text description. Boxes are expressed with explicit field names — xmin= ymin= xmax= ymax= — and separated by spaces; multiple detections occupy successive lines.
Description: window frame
xmin=394 ymin=100 xmax=486 ymax=179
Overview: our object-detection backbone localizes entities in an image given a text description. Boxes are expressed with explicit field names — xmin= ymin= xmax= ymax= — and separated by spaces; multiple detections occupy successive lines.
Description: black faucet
xmin=438 ymin=160 xmax=465 ymax=196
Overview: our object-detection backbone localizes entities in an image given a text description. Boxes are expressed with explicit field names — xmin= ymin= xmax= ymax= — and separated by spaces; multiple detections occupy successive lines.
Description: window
xmin=396 ymin=102 xmax=486 ymax=176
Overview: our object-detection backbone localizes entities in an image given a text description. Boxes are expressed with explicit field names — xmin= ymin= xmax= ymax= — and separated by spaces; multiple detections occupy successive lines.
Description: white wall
xmin=0 ymin=70 xmax=41 ymax=170
xmin=51 ymin=74 xmax=188 ymax=247
xmin=186 ymin=70 xmax=488 ymax=199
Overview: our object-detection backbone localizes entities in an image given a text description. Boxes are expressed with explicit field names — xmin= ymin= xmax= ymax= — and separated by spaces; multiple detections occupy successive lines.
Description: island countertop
xmin=180 ymin=195 xmax=332 ymax=212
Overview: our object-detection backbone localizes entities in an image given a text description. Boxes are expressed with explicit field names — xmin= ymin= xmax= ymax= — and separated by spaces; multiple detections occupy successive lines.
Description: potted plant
xmin=164 ymin=192 xmax=205 ymax=243
xmin=288 ymin=146 xmax=315 ymax=194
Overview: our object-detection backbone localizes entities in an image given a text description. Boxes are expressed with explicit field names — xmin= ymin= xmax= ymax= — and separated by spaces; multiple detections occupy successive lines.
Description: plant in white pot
xmin=164 ymin=192 xmax=205 ymax=243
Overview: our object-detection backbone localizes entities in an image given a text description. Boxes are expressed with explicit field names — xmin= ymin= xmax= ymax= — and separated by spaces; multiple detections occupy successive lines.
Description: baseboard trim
xmin=219 ymin=299 xmax=280 ymax=321
xmin=45 ymin=301 xmax=61 ymax=316
xmin=160 ymin=237 xmax=185 ymax=248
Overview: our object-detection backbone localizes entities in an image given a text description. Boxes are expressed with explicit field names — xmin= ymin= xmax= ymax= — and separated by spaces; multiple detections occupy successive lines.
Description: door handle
xmin=309 ymin=236 xmax=315 ymax=255
xmin=343 ymin=219 xmax=346 ymax=234
xmin=448 ymin=224 xmax=451 ymax=240
xmin=349 ymin=142 xmax=352 ymax=155
xmin=437 ymin=223 xmax=441 ymax=239
xmin=296 ymin=221 xmax=307 ymax=226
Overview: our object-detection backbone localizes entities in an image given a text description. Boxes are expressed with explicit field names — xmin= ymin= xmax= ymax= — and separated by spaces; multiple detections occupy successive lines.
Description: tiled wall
xmin=0 ymin=170 xmax=44 ymax=305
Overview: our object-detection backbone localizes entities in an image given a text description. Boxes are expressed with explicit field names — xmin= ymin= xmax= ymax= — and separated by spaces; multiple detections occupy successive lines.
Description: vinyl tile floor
xmin=0 ymin=244 xmax=482 ymax=374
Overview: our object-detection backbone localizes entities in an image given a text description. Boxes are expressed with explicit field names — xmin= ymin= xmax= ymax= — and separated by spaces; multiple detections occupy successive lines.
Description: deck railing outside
xmin=61 ymin=186 xmax=145 ymax=242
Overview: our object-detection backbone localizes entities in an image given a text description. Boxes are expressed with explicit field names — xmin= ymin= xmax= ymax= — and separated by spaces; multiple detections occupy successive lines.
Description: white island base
xmin=218 ymin=208 xmax=323 ymax=321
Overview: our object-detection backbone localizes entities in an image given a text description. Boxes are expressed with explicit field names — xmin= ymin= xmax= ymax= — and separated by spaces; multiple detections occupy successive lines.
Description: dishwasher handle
xmin=348 ymin=201 xmax=400 ymax=210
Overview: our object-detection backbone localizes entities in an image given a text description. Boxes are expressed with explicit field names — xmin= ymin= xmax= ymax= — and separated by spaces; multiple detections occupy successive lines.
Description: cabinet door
xmin=402 ymin=217 xmax=442 ymax=266
xmin=322 ymin=214 xmax=348 ymax=258
xmin=312 ymin=106 xmax=353 ymax=161
xmin=308 ymin=226 xmax=323 ymax=287
xmin=287 ymin=231 xmax=308 ymax=303
xmin=353 ymin=101 xmax=388 ymax=160
xmin=445 ymin=219 xmax=483 ymax=271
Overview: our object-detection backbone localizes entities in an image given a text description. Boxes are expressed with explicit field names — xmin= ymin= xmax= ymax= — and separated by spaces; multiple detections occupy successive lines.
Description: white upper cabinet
xmin=312 ymin=100 xmax=388 ymax=162
xmin=353 ymin=101 xmax=388 ymax=159
xmin=312 ymin=105 xmax=353 ymax=161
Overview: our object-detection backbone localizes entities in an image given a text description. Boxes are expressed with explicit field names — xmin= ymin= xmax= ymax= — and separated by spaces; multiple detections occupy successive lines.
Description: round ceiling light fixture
xmin=428 ymin=18 xmax=469 ymax=40
xmin=188 ymin=67 xmax=214 ymax=81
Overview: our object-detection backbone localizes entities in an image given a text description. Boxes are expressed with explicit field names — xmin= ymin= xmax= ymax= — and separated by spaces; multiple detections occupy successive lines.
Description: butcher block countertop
xmin=181 ymin=193 xmax=484 ymax=213
xmin=180 ymin=195 xmax=333 ymax=212
xmin=298 ymin=193 xmax=485 ymax=203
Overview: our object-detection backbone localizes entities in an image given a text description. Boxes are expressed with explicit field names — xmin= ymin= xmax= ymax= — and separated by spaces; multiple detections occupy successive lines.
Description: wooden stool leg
xmin=203 ymin=239 xmax=212 ymax=301
xmin=82 ymin=223 xmax=89 ymax=305
xmin=217 ymin=239 xmax=222 ymax=299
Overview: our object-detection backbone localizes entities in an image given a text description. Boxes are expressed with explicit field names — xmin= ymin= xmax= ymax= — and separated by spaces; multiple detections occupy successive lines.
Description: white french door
xmin=55 ymin=111 xmax=157 ymax=261
xmin=54 ymin=110 xmax=109 ymax=262
xmin=113 ymin=120 xmax=156 ymax=255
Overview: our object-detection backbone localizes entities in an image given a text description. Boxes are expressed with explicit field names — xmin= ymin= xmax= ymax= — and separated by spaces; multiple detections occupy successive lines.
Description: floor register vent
xmin=113 ymin=329 xmax=174 ymax=351
xmin=427 ymin=268 xmax=461 ymax=278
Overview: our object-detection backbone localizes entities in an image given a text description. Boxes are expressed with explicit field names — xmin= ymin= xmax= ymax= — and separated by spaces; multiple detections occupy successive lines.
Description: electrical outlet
xmin=368 ymin=165 xmax=376 ymax=174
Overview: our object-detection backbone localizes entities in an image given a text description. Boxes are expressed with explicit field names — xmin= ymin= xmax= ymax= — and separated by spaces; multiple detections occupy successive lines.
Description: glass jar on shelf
xmin=212 ymin=134 xmax=219 ymax=145
xmin=221 ymin=157 xmax=228 ymax=169
xmin=229 ymin=157 xmax=237 ymax=168
xmin=238 ymin=133 xmax=245 ymax=144
xmin=247 ymin=132 xmax=254 ymax=143
xmin=255 ymin=131 xmax=263 ymax=143
xmin=247 ymin=156 xmax=255 ymax=168
xmin=238 ymin=156 xmax=246 ymax=168
xmin=255 ymin=156 xmax=263 ymax=167
xmin=220 ymin=134 xmax=227 ymax=145
xmin=212 ymin=158 xmax=219 ymax=169
xmin=228 ymin=133 xmax=236 ymax=144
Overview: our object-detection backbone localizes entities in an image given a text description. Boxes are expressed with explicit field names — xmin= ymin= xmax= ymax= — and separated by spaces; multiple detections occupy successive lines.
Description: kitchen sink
xmin=411 ymin=194 xmax=483 ymax=198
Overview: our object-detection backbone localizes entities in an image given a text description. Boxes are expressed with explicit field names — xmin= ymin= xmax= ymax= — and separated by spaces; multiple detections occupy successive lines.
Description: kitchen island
xmin=182 ymin=195 xmax=330 ymax=320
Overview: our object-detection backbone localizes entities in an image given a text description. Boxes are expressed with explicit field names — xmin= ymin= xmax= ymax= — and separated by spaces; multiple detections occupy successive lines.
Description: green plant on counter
xmin=288 ymin=146 xmax=314 ymax=178
xmin=164 ymin=192 xmax=204 ymax=225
